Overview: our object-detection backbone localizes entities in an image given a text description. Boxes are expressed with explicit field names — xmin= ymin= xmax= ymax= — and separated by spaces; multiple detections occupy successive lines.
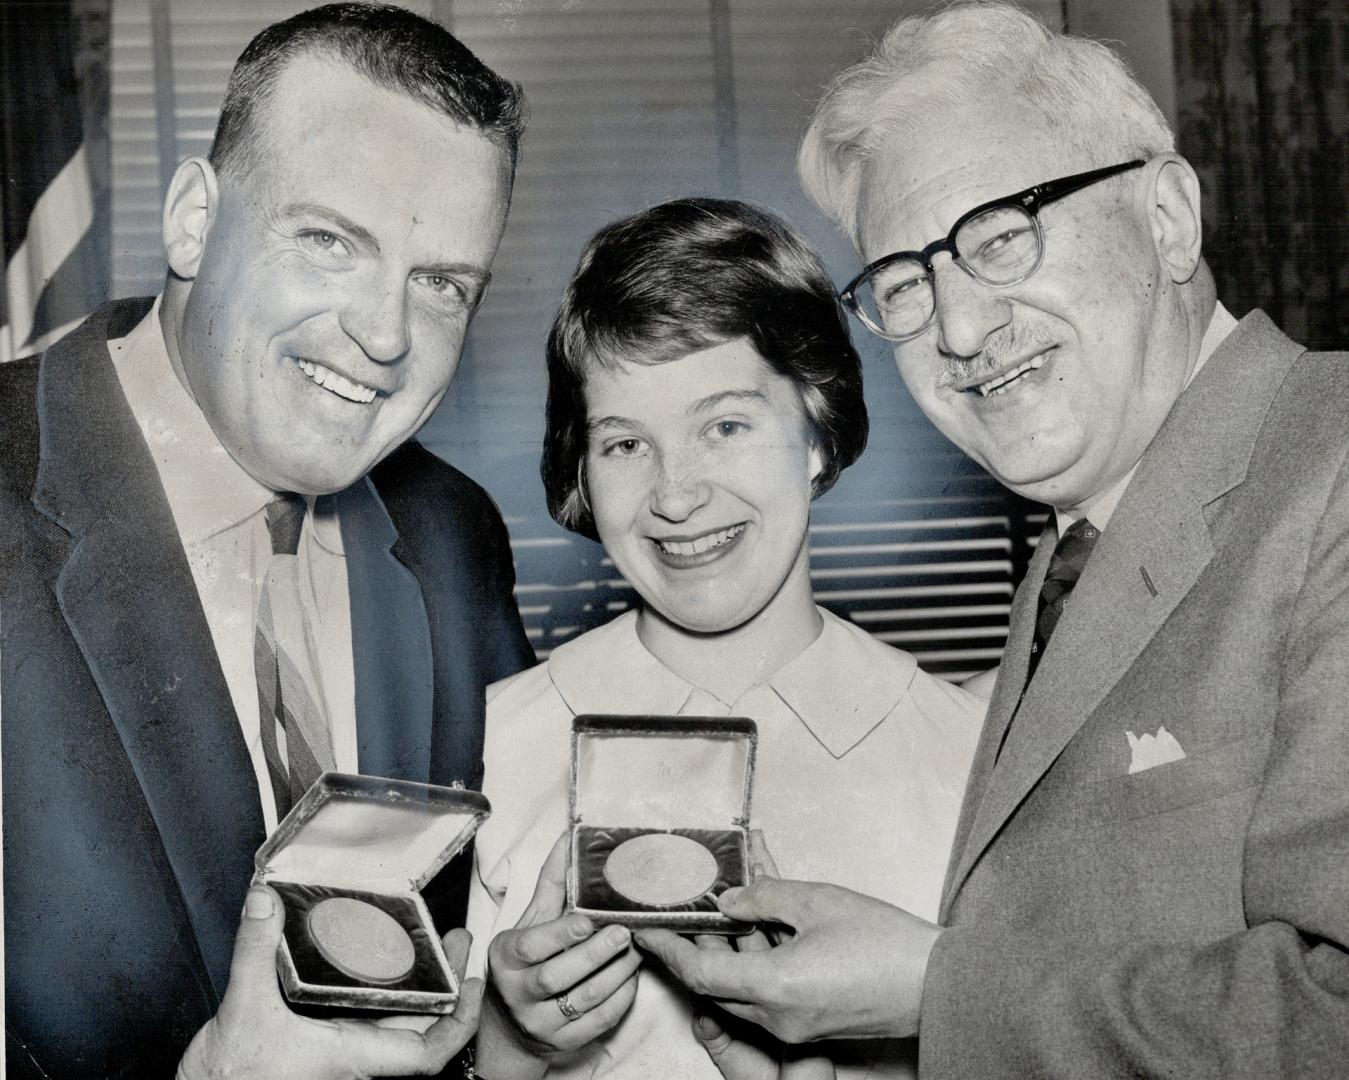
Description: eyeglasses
xmin=840 ymin=160 xmax=1146 ymax=342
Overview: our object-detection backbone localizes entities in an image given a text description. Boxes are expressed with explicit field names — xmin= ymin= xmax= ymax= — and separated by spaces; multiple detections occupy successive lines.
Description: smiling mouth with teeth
xmin=296 ymin=358 xmax=379 ymax=404
xmin=971 ymin=352 xmax=1050 ymax=398
xmin=654 ymin=523 xmax=746 ymax=557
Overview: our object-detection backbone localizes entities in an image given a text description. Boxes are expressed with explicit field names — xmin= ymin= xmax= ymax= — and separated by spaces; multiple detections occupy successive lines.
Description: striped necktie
xmin=1026 ymin=518 xmax=1100 ymax=686
xmin=254 ymin=493 xmax=335 ymax=822
xmin=995 ymin=518 xmax=1101 ymax=765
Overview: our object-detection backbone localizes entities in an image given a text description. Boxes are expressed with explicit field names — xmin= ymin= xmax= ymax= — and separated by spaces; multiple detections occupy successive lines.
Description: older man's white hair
xmin=799 ymin=1 xmax=1175 ymax=244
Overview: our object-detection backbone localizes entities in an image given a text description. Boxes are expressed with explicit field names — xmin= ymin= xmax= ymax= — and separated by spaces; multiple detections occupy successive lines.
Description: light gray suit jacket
xmin=920 ymin=311 xmax=1349 ymax=1078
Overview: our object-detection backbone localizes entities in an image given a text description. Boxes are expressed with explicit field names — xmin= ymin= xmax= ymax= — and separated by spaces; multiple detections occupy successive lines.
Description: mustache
xmin=935 ymin=323 xmax=1058 ymax=389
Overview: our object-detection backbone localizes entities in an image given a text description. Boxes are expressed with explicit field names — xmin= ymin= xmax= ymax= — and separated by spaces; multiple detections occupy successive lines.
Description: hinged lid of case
xmin=254 ymin=773 xmax=490 ymax=892
xmin=570 ymin=716 xmax=757 ymax=830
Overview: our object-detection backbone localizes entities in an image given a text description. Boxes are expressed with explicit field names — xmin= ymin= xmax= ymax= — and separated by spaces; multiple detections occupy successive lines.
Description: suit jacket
xmin=918 ymin=311 xmax=1349 ymax=1078
xmin=1 ymin=298 xmax=535 ymax=1079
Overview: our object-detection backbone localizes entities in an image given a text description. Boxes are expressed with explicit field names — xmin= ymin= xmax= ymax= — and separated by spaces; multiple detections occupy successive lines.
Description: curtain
xmin=1172 ymin=0 xmax=1348 ymax=349
xmin=0 ymin=0 xmax=111 ymax=361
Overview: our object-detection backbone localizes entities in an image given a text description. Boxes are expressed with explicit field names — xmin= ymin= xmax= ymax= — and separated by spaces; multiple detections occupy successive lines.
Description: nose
xmin=930 ymin=256 xmax=1012 ymax=360
xmin=339 ymin=269 xmax=411 ymax=363
xmin=649 ymin=446 xmax=711 ymax=523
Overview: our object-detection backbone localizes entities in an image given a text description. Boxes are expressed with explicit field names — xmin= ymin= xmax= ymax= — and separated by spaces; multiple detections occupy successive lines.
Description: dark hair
xmin=208 ymin=2 xmax=526 ymax=179
xmin=543 ymin=197 xmax=867 ymax=540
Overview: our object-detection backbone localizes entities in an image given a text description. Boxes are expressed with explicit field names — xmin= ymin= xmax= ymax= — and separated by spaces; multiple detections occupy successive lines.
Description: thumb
xmin=221 ymin=886 xmax=286 ymax=1009
xmin=715 ymin=878 xmax=806 ymax=927
xmin=694 ymin=1010 xmax=734 ymax=1054
xmin=694 ymin=1011 xmax=774 ymax=1080
xmin=519 ymin=830 xmax=569 ymax=927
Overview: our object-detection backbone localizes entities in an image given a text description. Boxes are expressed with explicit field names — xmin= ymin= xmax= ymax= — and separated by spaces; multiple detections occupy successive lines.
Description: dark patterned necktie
xmin=254 ymin=494 xmax=335 ymax=822
xmin=1025 ymin=518 xmax=1100 ymax=686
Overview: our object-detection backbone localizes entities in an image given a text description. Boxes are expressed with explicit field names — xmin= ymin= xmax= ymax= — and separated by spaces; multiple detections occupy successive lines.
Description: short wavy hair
xmin=542 ymin=197 xmax=867 ymax=541
xmin=209 ymin=2 xmax=526 ymax=181
xmin=799 ymin=1 xmax=1174 ymax=243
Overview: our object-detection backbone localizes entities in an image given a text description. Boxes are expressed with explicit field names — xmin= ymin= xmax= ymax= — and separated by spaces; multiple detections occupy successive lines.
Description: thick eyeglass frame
xmin=840 ymin=159 xmax=1147 ymax=342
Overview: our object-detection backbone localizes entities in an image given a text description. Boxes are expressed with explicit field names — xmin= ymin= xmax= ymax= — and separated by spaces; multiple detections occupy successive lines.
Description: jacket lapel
xmin=33 ymin=301 xmax=263 ymax=1000
xmin=942 ymin=311 xmax=1304 ymax=912
xmin=339 ymin=479 xmax=435 ymax=783
xmin=939 ymin=520 xmax=1054 ymax=918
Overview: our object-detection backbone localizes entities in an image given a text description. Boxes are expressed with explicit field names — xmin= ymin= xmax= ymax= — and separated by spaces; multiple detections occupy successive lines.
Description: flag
xmin=1 ymin=0 xmax=110 ymax=362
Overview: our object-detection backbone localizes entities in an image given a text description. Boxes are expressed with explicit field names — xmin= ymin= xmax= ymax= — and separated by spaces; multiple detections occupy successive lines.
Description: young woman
xmin=467 ymin=198 xmax=984 ymax=1080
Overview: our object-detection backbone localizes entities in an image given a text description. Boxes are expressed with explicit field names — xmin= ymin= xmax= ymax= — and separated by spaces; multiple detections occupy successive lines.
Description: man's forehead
xmin=854 ymin=97 xmax=1071 ymax=253
xmin=229 ymin=51 xmax=511 ymax=251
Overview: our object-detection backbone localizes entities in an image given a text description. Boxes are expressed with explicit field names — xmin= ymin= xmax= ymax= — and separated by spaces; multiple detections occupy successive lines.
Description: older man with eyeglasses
xmin=636 ymin=4 xmax=1349 ymax=1078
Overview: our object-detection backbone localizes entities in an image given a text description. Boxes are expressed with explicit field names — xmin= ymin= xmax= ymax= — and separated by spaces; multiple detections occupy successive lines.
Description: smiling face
xmin=856 ymin=98 xmax=1192 ymax=513
xmin=165 ymin=52 xmax=512 ymax=494
xmin=582 ymin=338 xmax=824 ymax=635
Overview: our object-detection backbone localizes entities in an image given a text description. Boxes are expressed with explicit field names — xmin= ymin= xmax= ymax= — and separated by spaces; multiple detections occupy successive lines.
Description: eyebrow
xmin=282 ymin=202 xmax=380 ymax=252
xmin=584 ymin=389 xmax=770 ymax=438
xmin=685 ymin=388 xmax=769 ymax=414
xmin=586 ymin=415 xmax=637 ymax=437
xmin=280 ymin=202 xmax=492 ymax=284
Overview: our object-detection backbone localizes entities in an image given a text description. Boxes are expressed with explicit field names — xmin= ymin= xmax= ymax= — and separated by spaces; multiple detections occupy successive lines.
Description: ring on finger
xmin=556 ymin=991 xmax=582 ymax=1022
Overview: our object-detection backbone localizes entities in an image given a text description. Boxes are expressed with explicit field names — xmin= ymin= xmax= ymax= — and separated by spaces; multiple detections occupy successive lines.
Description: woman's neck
xmin=635 ymin=547 xmax=822 ymax=704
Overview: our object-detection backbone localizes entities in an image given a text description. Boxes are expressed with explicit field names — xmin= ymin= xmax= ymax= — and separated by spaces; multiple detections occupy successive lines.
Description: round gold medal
xmin=307 ymin=897 xmax=417 ymax=984
xmin=604 ymin=832 xmax=719 ymax=907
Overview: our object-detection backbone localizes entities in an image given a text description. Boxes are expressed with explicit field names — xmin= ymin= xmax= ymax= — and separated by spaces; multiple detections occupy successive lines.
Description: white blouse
xmin=469 ymin=607 xmax=985 ymax=1079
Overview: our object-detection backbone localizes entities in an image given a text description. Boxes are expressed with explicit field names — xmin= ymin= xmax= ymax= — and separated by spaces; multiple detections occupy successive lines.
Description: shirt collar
xmin=547 ymin=607 xmax=915 ymax=759
xmin=109 ymin=297 xmax=273 ymax=546
xmin=1055 ymin=300 xmax=1238 ymax=536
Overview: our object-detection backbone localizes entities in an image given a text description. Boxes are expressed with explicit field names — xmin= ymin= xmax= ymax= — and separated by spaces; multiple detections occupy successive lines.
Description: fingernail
xmin=606 ymin=925 xmax=630 ymax=948
xmin=244 ymin=888 xmax=273 ymax=919
xmin=693 ymin=1013 xmax=718 ymax=1039
xmin=717 ymin=887 xmax=743 ymax=910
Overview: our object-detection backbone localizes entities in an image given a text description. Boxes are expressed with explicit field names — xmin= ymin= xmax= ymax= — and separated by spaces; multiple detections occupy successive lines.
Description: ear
xmin=1144 ymin=154 xmax=1203 ymax=285
xmin=162 ymin=156 xmax=219 ymax=279
xmin=808 ymin=443 xmax=827 ymax=492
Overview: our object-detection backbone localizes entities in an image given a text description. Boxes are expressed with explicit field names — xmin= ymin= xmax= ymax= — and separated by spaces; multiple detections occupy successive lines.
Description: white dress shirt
xmin=108 ymin=299 xmax=358 ymax=832
xmin=469 ymin=607 xmax=985 ymax=1079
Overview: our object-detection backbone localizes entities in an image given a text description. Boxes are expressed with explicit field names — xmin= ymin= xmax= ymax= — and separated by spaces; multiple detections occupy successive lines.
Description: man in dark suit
xmin=637 ymin=4 xmax=1349 ymax=1077
xmin=1 ymin=5 xmax=534 ymax=1078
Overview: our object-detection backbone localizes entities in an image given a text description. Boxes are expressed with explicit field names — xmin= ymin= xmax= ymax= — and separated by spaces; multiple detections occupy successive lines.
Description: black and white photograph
xmin=2 ymin=1 xmax=1347 ymax=1077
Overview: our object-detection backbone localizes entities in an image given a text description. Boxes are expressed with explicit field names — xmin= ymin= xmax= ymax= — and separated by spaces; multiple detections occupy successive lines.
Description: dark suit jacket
xmin=920 ymin=312 xmax=1349 ymax=1078
xmin=1 ymin=298 xmax=535 ymax=1079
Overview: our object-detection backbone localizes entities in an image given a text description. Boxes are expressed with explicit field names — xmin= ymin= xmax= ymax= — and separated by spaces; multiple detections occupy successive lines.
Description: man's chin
xmin=240 ymin=454 xmax=374 ymax=497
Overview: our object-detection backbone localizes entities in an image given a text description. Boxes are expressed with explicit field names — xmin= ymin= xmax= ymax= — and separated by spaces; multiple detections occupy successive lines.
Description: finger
xmin=747 ymin=831 xmax=781 ymax=880
xmin=549 ymin=937 xmax=641 ymax=1016
xmin=695 ymin=933 xmax=735 ymax=953
xmin=526 ymin=924 xmax=634 ymax=1002
xmin=548 ymin=969 xmax=640 ymax=1051
xmin=518 ymin=831 xmax=570 ymax=927
xmin=441 ymin=926 xmax=471 ymax=982
xmin=342 ymin=977 xmax=484 ymax=1077
xmin=634 ymin=929 xmax=769 ymax=1002
xmin=734 ymin=929 xmax=773 ymax=953
xmin=781 ymin=1054 xmax=838 ymax=1080
xmin=495 ymin=912 xmax=595 ymax=970
xmin=693 ymin=1011 xmax=776 ymax=1080
xmin=220 ymin=886 xmax=286 ymax=1011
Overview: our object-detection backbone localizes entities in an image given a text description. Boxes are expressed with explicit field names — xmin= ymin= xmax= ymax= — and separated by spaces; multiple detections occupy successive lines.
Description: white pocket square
xmin=1125 ymin=725 xmax=1187 ymax=775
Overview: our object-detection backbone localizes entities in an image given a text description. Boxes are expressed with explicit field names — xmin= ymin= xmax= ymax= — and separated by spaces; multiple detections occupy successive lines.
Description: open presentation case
xmin=252 ymin=772 xmax=489 ymax=1013
xmin=567 ymin=715 xmax=758 ymax=934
